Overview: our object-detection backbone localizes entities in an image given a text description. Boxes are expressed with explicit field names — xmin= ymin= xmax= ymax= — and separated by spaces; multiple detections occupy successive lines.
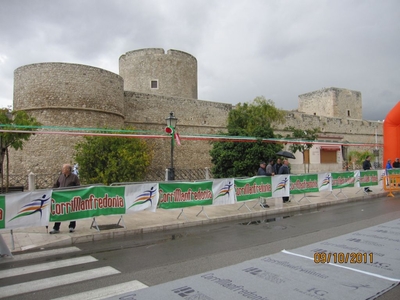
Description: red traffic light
xmin=165 ymin=126 xmax=174 ymax=134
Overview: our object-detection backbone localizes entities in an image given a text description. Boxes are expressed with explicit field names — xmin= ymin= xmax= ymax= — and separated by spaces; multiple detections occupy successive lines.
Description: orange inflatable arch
xmin=383 ymin=101 xmax=400 ymax=166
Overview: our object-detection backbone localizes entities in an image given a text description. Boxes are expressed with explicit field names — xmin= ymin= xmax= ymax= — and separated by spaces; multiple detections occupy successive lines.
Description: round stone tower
xmin=12 ymin=63 xmax=125 ymax=174
xmin=119 ymin=48 xmax=198 ymax=99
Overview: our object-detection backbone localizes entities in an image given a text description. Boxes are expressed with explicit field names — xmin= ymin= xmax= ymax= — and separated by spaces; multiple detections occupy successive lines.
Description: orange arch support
xmin=383 ymin=101 xmax=400 ymax=166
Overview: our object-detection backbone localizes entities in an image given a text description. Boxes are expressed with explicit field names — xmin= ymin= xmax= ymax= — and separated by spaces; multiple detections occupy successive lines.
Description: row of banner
xmin=0 ymin=168 xmax=396 ymax=230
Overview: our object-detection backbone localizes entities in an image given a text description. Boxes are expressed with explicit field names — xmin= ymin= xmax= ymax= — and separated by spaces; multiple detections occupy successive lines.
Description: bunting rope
xmin=0 ymin=124 xmax=383 ymax=147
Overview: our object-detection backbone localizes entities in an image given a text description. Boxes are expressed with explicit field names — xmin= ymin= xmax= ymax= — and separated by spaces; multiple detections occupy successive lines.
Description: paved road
xmin=1 ymin=196 xmax=399 ymax=299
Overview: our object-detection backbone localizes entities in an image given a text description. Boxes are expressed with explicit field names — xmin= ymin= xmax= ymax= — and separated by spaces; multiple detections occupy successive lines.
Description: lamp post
xmin=165 ymin=112 xmax=178 ymax=180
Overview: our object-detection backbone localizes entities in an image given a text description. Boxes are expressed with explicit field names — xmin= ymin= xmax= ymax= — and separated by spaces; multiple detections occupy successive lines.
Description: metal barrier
xmin=382 ymin=175 xmax=400 ymax=197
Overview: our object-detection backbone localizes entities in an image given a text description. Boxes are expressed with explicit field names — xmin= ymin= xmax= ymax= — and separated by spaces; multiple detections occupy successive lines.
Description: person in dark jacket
xmin=274 ymin=158 xmax=282 ymax=174
xmin=257 ymin=161 xmax=274 ymax=176
xmin=362 ymin=156 xmax=372 ymax=193
xmin=257 ymin=161 xmax=273 ymax=208
xmin=278 ymin=159 xmax=290 ymax=203
xmin=266 ymin=159 xmax=275 ymax=174
xmin=50 ymin=164 xmax=80 ymax=234
xmin=393 ymin=158 xmax=400 ymax=168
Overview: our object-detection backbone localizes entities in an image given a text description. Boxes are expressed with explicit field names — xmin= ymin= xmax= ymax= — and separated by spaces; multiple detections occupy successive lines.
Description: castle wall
xmin=11 ymin=63 xmax=125 ymax=174
xmin=299 ymin=87 xmax=362 ymax=119
xmin=9 ymin=51 xmax=383 ymax=179
xmin=120 ymin=48 xmax=197 ymax=99
xmin=123 ymin=91 xmax=230 ymax=170
xmin=273 ymin=111 xmax=383 ymax=173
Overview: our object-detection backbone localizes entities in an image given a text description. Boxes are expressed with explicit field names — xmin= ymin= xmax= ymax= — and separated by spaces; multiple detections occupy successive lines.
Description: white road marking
xmin=0 ymin=266 xmax=120 ymax=298
xmin=10 ymin=246 xmax=81 ymax=261
xmin=0 ymin=255 xmax=97 ymax=279
xmin=52 ymin=280 xmax=148 ymax=300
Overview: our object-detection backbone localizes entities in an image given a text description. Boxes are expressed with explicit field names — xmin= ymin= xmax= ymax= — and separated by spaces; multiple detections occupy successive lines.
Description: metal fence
xmin=4 ymin=174 xmax=59 ymax=190
xmin=5 ymin=168 xmax=215 ymax=190
xmin=7 ymin=163 xmax=390 ymax=190
xmin=342 ymin=162 xmax=382 ymax=171
xmin=7 ymin=164 xmax=389 ymax=190
xmin=143 ymin=168 xmax=213 ymax=182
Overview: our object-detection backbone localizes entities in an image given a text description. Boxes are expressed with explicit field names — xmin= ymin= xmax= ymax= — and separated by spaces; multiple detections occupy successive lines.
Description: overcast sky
xmin=1 ymin=0 xmax=399 ymax=121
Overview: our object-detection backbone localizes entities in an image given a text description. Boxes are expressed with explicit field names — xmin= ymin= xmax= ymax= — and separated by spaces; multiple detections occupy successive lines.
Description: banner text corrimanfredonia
xmin=235 ymin=183 xmax=272 ymax=196
xmin=51 ymin=194 xmax=124 ymax=215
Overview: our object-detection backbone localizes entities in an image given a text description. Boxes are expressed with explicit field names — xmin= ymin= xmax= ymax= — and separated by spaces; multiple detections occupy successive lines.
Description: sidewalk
xmin=0 ymin=186 xmax=389 ymax=254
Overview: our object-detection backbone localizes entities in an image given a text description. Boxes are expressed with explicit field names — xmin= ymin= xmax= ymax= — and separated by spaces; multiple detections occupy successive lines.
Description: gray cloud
xmin=1 ymin=0 xmax=399 ymax=121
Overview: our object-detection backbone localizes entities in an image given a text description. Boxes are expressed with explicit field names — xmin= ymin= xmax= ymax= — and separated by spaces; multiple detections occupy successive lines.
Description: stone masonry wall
xmin=273 ymin=111 xmax=383 ymax=173
xmin=11 ymin=63 xmax=125 ymax=175
xmin=123 ymin=91 xmax=231 ymax=170
xmin=119 ymin=48 xmax=198 ymax=99
xmin=298 ymin=87 xmax=362 ymax=119
xmin=276 ymin=111 xmax=382 ymax=141
xmin=9 ymin=51 xmax=382 ymax=179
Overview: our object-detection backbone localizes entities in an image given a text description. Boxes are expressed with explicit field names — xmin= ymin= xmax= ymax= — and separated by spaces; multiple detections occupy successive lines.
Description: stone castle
xmin=10 ymin=48 xmax=382 ymax=177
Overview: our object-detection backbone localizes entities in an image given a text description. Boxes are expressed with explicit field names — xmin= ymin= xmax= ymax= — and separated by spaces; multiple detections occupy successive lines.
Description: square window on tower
xmin=151 ymin=80 xmax=158 ymax=89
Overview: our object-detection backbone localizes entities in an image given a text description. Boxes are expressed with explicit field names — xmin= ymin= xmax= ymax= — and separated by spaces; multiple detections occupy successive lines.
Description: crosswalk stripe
xmin=0 ymin=255 xmax=97 ymax=279
xmin=52 ymin=280 xmax=148 ymax=300
xmin=9 ymin=246 xmax=81 ymax=261
xmin=0 ymin=266 xmax=120 ymax=298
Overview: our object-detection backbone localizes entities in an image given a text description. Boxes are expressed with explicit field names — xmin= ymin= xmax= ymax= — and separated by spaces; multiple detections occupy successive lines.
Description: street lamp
xmin=165 ymin=112 xmax=178 ymax=180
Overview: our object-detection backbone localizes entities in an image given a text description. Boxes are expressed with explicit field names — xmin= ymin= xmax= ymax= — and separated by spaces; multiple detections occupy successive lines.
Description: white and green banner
xmin=318 ymin=173 xmax=332 ymax=191
xmin=50 ymin=186 xmax=126 ymax=222
xmin=271 ymin=175 xmax=290 ymax=197
xmin=0 ymin=170 xmax=385 ymax=230
xmin=388 ymin=168 xmax=400 ymax=175
xmin=234 ymin=176 xmax=272 ymax=202
xmin=289 ymin=174 xmax=319 ymax=194
xmin=331 ymin=171 xmax=355 ymax=189
xmin=357 ymin=170 xmax=379 ymax=187
xmin=212 ymin=178 xmax=236 ymax=205
xmin=377 ymin=169 xmax=386 ymax=188
xmin=124 ymin=183 xmax=159 ymax=213
xmin=159 ymin=181 xmax=213 ymax=209
xmin=0 ymin=190 xmax=52 ymax=230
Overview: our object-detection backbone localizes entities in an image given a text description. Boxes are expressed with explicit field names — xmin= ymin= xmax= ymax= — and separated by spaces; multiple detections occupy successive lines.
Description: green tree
xmin=0 ymin=108 xmax=41 ymax=190
xmin=348 ymin=150 xmax=374 ymax=169
xmin=74 ymin=132 xmax=153 ymax=185
xmin=210 ymin=97 xmax=285 ymax=178
xmin=285 ymin=127 xmax=320 ymax=173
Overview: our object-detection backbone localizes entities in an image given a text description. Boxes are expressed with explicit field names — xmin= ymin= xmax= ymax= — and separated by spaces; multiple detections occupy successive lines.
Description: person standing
xmin=257 ymin=161 xmax=274 ymax=208
xmin=362 ymin=156 xmax=373 ymax=193
xmin=266 ymin=159 xmax=275 ymax=174
xmin=393 ymin=158 xmax=400 ymax=168
xmin=278 ymin=159 xmax=290 ymax=203
xmin=274 ymin=158 xmax=282 ymax=174
xmin=50 ymin=164 xmax=80 ymax=234
xmin=386 ymin=159 xmax=393 ymax=170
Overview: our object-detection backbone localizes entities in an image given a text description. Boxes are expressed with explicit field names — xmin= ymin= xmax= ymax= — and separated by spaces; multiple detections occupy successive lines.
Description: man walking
xmin=50 ymin=164 xmax=80 ymax=234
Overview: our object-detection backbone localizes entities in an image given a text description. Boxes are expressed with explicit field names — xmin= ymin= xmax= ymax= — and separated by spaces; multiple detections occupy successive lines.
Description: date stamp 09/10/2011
xmin=314 ymin=252 xmax=374 ymax=264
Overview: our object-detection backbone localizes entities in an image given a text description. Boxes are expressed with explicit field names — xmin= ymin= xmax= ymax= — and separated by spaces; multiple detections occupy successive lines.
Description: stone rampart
xmin=299 ymin=87 xmax=362 ymax=119
xmin=123 ymin=91 xmax=230 ymax=169
xmin=10 ymin=63 xmax=125 ymax=175
xmin=119 ymin=48 xmax=197 ymax=99
xmin=8 ymin=50 xmax=382 ymax=177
